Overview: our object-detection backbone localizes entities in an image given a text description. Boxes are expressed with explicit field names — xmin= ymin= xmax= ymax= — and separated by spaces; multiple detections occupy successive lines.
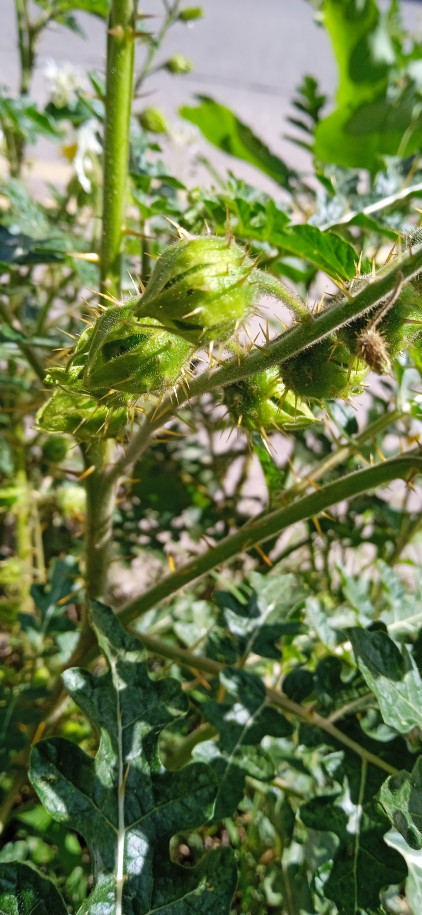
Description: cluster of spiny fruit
xmin=37 ymin=232 xmax=422 ymax=443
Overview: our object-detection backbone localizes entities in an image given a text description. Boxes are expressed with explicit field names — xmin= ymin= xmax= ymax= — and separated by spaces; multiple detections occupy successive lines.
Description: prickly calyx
xmin=46 ymin=304 xmax=193 ymax=401
xmin=133 ymin=234 xmax=290 ymax=344
xmin=279 ymin=338 xmax=367 ymax=402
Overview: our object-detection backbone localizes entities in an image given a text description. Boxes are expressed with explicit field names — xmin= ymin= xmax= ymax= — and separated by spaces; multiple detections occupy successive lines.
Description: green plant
xmin=3 ymin=1 xmax=422 ymax=913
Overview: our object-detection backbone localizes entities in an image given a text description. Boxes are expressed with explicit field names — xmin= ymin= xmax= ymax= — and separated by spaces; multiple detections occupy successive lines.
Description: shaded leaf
xmin=29 ymin=601 xmax=237 ymax=914
xmin=300 ymin=794 xmax=406 ymax=914
xmin=384 ymin=829 xmax=422 ymax=915
xmin=0 ymin=225 xmax=65 ymax=267
xmin=194 ymin=667 xmax=292 ymax=819
xmin=0 ymin=861 xmax=68 ymax=915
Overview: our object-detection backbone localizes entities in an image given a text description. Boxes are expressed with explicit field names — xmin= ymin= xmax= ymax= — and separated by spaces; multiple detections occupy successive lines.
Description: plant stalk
xmin=119 ymin=453 xmax=422 ymax=627
xmin=100 ymin=0 xmax=135 ymax=298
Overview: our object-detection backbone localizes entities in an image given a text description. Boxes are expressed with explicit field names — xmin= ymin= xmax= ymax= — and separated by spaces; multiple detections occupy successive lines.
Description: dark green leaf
xmin=274 ymin=224 xmax=358 ymax=280
xmin=0 ymin=862 xmax=68 ymax=915
xmin=0 ymin=226 xmax=65 ymax=267
xmin=29 ymin=601 xmax=237 ymax=913
xmin=349 ymin=628 xmax=422 ymax=732
xmin=195 ymin=667 xmax=292 ymax=819
xmin=300 ymin=795 xmax=406 ymax=914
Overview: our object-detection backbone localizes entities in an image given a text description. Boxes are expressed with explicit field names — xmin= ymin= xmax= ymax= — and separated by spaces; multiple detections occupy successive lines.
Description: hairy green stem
xmin=82 ymin=441 xmax=118 ymax=605
xmin=100 ymin=0 xmax=135 ymax=298
xmin=119 ymin=453 xmax=422 ymax=627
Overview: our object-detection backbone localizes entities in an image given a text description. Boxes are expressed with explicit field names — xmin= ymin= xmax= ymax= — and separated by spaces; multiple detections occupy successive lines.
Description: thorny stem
xmin=107 ymin=244 xmax=422 ymax=481
xmin=82 ymin=441 xmax=119 ymax=606
xmin=15 ymin=431 xmax=33 ymax=613
xmin=118 ymin=453 xmax=422 ymax=627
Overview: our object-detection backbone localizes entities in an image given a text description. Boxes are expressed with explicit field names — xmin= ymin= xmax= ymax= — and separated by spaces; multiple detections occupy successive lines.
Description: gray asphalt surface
xmin=1 ymin=1 xmax=422 ymax=191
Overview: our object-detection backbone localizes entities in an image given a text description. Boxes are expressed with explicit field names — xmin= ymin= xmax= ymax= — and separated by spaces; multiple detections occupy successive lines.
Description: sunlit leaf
xmin=28 ymin=601 xmax=237 ymax=913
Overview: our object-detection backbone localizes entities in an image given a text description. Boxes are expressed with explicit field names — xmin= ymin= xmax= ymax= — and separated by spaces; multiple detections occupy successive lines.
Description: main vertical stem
xmin=100 ymin=0 xmax=135 ymax=299
xmin=84 ymin=0 xmax=135 ymax=609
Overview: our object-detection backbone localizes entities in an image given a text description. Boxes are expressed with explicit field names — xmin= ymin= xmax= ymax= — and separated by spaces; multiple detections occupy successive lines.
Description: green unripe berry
xmin=46 ymin=306 xmax=193 ymax=402
xmin=41 ymin=436 xmax=68 ymax=463
xmin=134 ymin=234 xmax=288 ymax=345
xmin=279 ymin=339 xmax=367 ymax=402
xmin=164 ymin=55 xmax=193 ymax=74
xmin=223 ymin=368 xmax=316 ymax=434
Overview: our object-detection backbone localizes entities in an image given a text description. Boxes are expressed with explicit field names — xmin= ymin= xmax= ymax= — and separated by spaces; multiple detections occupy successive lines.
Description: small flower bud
xmin=138 ymin=107 xmax=169 ymax=134
xmin=178 ymin=7 xmax=203 ymax=21
xmin=164 ymin=55 xmax=193 ymax=74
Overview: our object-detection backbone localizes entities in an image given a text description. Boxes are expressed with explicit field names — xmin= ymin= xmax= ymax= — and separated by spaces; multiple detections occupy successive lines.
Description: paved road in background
xmin=1 ymin=0 xmax=422 ymax=192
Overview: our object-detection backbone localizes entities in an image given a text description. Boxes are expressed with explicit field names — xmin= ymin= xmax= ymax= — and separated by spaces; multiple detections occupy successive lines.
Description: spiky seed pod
xmin=46 ymin=305 xmax=193 ymax=401
xmin=223 ymin=367 xmax=316 ymax=434
xmin=37 ymin=390 xmax=128 ymax=441
xmin=340 ymin=280 xmax=422 ymax=374
xmin=279 ymin=338 xmax=367 ymax=402
xmin=77 ymin=305 xmax=193 ymax=398
xmin=133 ymin=234 xmax=293 ymax=345
xmin=357 ymin=329 xmax=391 ymax=375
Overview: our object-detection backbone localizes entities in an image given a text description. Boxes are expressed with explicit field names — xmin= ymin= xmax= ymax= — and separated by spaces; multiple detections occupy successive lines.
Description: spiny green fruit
xmin=223 ymin=367 xmax=317 ymax=434
xmin=279 ymin=338 xmax=367 ymax=402
xmin=133 ymin=234 xmax=290 ymax=345
xmin=45 ymin=323 xmax=94 ymax=393
xmin=37 ymin=390 xmax=127 ymax=441
xmin=340 ymin=281 xmax=422 ymax=374
xmin=46 ymin=306 xmax=193 ymax=401
xmin=80 ymin=306 xmax=193 ymax=398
